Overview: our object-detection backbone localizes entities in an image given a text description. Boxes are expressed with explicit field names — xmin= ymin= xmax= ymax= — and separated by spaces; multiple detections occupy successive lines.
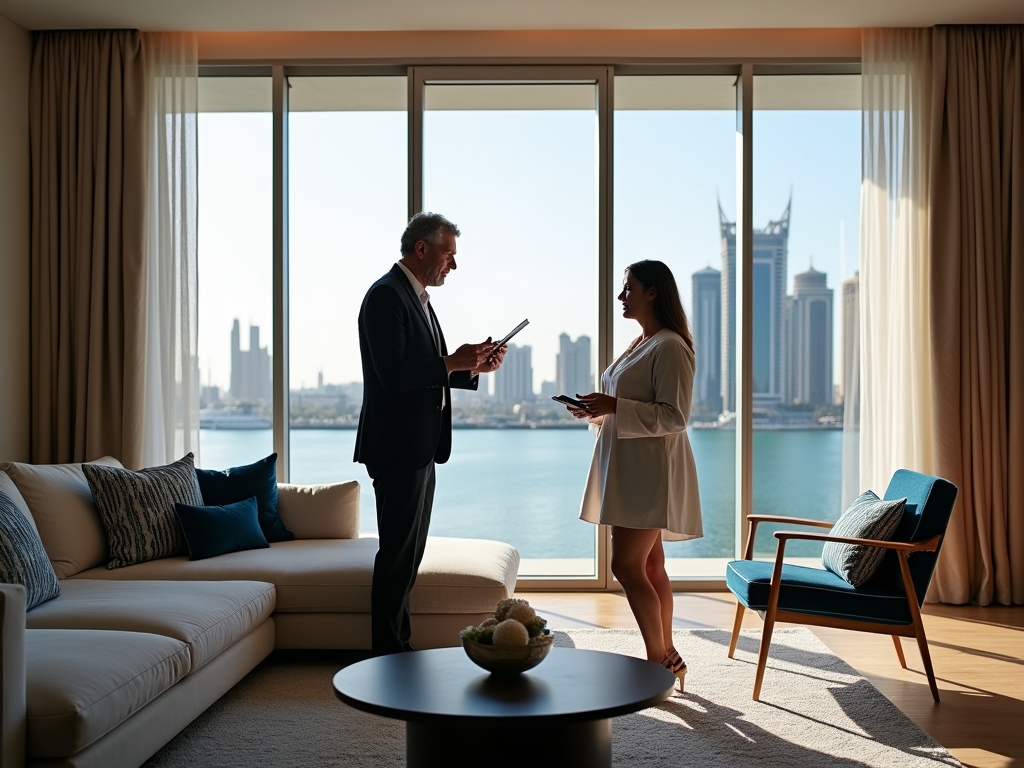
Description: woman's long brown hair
xmin=626 ymin=260 xmax=695 ymax=354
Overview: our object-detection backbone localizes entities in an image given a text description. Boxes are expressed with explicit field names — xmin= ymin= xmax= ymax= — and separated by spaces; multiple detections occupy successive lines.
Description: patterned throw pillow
xmin=0 ymin=489 xmax=61 ymax=609
xmin=83 ymin=453 xmax=204 ymax=569
xmin=821 ymin=490 xmax=907 ymax=587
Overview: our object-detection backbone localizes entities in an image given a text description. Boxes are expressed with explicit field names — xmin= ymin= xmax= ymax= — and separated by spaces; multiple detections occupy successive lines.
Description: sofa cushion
xmin=71 ymin=536 xmax=520 ymax=615
xmin=83 ymin=453 xmax=203 ymax=569
xmin=0 ymin=489 xmax=61 ymax=609
xmin=0 ymin=457 xmax=122 ymax=578
xmin=821 ymin=490 xmax=907 ymax=587
xmin=175 ymin=497 xmax=270 ymax=560
xmin=25 ymin=628 xmax=191 ymax=758
xmin=196 ymin=453 xmax=294 ymax=543
xmin=25 ymin=579 xmax=276 ymax=671
xmin=0 ymin=471 xmax=37 ymax=533
xmin=277 ymin=480 xmax=360 ymax=540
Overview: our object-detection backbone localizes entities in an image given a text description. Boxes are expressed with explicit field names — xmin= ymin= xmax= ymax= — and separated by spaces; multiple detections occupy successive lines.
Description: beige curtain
xmin=29 ymin=31 xmax=148 ymax=468
xmin=928 ymin=26 xmax=1024 ymax=606
xmin=140 ymin=33 xmax=199 ymax=467
xmin=860 ymin=29 xmax=937 ymax=498
xmin=862 ymin=26 xmax=1023 ymax=605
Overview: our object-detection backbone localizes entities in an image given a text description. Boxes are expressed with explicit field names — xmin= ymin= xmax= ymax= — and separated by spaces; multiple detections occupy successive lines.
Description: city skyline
xmin=218 ymin=274 xmax=843 ymax=415
xmin=216 ymin=322 xmax=595 ymax=403
xmin=199 ymin=98 xmax=860 ymax=399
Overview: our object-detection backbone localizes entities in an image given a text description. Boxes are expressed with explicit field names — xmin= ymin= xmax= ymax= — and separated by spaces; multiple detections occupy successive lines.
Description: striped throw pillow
xmin=0 ymin=489 xmax=61 ymax=609
xmin=83 ymin=453 xmax=203 ymax=569
xmin=821 ymin=490 xmax=907 ymax=587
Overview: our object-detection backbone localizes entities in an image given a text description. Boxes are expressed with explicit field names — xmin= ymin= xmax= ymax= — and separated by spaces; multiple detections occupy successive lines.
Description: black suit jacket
xmin=354 ymin=264 xmax=478 ymax=470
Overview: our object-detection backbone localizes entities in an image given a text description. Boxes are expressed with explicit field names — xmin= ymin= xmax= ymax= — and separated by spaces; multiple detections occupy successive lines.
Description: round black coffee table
xmin=333 ymin=647 xmax=676 ymax=768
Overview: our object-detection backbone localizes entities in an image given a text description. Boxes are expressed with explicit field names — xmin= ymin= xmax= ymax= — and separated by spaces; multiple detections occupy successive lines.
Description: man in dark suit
xmin=354 ymin=212 xmax=504 ymax=655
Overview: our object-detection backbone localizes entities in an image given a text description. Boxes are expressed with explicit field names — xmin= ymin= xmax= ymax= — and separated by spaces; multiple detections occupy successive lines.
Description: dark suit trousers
xmin=367 ymin=461 xmax=436 ymax=655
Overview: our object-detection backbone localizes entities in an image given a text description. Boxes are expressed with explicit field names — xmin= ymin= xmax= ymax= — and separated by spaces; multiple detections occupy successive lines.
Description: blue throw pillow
xmin=195 ymin=453 xmax=293 ymax=543
xmin=0 ymin=489 xmax=61 ymax=609
xmin=174 ymin=497 xmax=269 ymax=561
xmin=821 ymin=490 xmax=907 ymax=587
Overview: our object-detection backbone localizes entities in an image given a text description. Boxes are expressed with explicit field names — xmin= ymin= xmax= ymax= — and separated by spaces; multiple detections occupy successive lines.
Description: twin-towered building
xmin=693 ymin=199 xmax=841 ymax=416
xmin=492 ymin=332 xmax=593 ymax=405
xmin=229 ymin=319 xmax=272 ymax=402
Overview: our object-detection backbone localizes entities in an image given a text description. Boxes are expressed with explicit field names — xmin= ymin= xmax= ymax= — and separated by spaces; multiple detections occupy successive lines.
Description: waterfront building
xmin=790 ymin=266 xmax=834 ymax=406
xmin=494 ymin=344 xmax=534 ymax=403
xmin=229 ymin=319 xmax=272 ymax=402
xmin=842 ymin=272 xmax=860 ymax=407
xmin=782 ymin=293 xmax=794 ymax=403
xmin=692 ymin=266 xmax=723 ymax=415
xmin=720 ymin=200 xmax=790 ymax=411
xmin=556 ymin=333 xmax=592 ymax=398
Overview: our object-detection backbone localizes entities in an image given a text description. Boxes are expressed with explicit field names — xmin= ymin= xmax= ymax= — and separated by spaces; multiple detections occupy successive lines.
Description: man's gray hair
xmin=400 ymin=212 xmax=461 ymax=256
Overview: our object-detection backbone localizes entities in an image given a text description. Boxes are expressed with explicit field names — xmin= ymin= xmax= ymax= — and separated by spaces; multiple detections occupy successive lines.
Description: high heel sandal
xmin=661 ymin=649 xmax=688 ymax=693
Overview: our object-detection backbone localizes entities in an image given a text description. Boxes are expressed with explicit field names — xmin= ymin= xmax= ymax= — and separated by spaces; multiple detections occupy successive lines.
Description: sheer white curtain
xmin=140 ymin=33 xmax=199 ymax=466
xmin=859 ymin=29 xmax=936 ymax=497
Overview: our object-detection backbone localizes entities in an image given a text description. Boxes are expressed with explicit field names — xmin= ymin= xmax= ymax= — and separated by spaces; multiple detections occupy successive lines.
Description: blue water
xmin=199 ymin=428 xmax=843 ymax=561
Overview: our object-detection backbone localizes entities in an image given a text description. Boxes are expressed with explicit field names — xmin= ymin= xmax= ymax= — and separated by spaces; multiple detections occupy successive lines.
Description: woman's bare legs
xmin=645 ymin=538 xmax=678 ymax=657
xmin=610 ymin=526 xmax=669 ymax=662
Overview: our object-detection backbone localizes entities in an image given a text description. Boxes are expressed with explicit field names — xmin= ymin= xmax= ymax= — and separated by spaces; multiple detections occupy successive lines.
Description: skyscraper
xmin=692 ymin=266 xmax=722 ymax=414
xmin=720 ymin=199 xmax=790 ymax=411
xmin=229 ymin=320 xmax=272 ymax=401
xmin=494 ymin=344 xmax=534 ymax=404
xmin=556 ymin=333 xmax=592 ymax=398
xmin=230 ymin=319 xmax=242 ymax=400
xmin=790 ymin=266 xmax=834 ymax=406
xmin=841 ymin=272 xmax=859 ymax=406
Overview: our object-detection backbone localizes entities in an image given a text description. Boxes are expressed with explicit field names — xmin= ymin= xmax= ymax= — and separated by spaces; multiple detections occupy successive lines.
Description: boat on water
xmin=199 ymin=408 xmax=272 ymax=430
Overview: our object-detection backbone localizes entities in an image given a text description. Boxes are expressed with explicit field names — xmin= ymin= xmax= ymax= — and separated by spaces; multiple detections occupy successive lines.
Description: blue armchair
xmin=725 ymin=469 xmax=958 ymax=702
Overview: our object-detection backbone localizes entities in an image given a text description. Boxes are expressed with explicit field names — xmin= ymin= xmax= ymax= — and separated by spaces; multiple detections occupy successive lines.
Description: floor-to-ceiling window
xmin=749 ymin=73 xmax=861 ymax=561
xmin=196 ymin=74 xmax=274 ymax=470
xmin=613 ymin=74 xmax=737 ymax=578
xmin=196 ymin=62 xmax=860 ymax=587
xmin=285 ymin=75 xmax=408 ymax=534
xmin=418 ymin=71 xmax=604 ymax=580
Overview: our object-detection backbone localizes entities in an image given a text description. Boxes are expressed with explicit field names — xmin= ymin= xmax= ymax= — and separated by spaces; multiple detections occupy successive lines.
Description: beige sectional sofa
xmin=0 ymin=459 xmax=520 ymax=768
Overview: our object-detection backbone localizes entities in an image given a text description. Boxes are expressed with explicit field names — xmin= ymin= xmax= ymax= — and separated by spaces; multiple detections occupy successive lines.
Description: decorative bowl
xmin=462 ymin=635 xmax=554 ymax=676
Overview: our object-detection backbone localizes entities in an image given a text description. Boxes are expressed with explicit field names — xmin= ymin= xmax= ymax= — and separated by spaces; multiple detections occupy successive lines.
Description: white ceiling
xmin=0 ymin=0 xmax=1021 ymax=32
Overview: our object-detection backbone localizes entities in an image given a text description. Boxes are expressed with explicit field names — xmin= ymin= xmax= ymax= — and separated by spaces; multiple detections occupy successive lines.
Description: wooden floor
xmin=515 ymin=590 xmax=1024 ymax=768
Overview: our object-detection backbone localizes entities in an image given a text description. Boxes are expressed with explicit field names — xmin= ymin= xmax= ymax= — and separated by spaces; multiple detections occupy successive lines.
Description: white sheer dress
xmin=579 ymin=328 xmax=703 ymax=541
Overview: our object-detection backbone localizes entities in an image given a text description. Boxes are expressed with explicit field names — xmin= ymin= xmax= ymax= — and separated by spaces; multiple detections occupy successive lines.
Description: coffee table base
xmin=407 ymin=718 xmax=613 ymax=768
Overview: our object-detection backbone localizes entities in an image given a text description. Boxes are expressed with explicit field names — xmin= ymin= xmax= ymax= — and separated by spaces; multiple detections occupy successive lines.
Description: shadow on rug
xmin=143 ymin=628 xmax=961 ymax=768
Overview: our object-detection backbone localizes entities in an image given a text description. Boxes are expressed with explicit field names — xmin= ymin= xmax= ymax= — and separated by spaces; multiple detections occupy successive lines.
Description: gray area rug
xmin=144 ymin=628 xmax=962 ymax=767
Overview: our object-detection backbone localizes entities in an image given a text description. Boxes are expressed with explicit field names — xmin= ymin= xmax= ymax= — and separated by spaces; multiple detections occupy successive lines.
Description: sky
xmin=196 ymin=76 xmax=861 ymax=396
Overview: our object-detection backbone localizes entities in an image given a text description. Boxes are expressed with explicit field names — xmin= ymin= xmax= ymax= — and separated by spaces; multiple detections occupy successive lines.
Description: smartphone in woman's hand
xmin=552 ymin=394 xmax=589 ymax=411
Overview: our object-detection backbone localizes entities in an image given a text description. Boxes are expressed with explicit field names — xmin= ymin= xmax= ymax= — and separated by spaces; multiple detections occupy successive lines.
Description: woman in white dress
xmin=563 ymin=260 xmax=702 ymax=690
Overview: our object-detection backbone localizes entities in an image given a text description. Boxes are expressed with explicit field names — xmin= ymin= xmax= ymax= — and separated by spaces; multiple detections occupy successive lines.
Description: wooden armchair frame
xmin=728 ymin=514 xmax=943 ymax=702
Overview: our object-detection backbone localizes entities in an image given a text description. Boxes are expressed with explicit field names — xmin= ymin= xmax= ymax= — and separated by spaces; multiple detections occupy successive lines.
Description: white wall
xmin=0 ymin=12 xmax=30 ymax=462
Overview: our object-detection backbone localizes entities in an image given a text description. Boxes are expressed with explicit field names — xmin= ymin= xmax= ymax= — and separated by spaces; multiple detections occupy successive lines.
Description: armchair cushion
xmin=726 ymin=559 xmax=914 ymax=625
xmin=820 ymin=490 xmax=906 ymax=587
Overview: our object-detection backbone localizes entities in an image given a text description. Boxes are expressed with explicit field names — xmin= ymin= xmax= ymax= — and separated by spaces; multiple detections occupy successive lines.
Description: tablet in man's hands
xmin=493 ymin=319 xmax=529 ymax=348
